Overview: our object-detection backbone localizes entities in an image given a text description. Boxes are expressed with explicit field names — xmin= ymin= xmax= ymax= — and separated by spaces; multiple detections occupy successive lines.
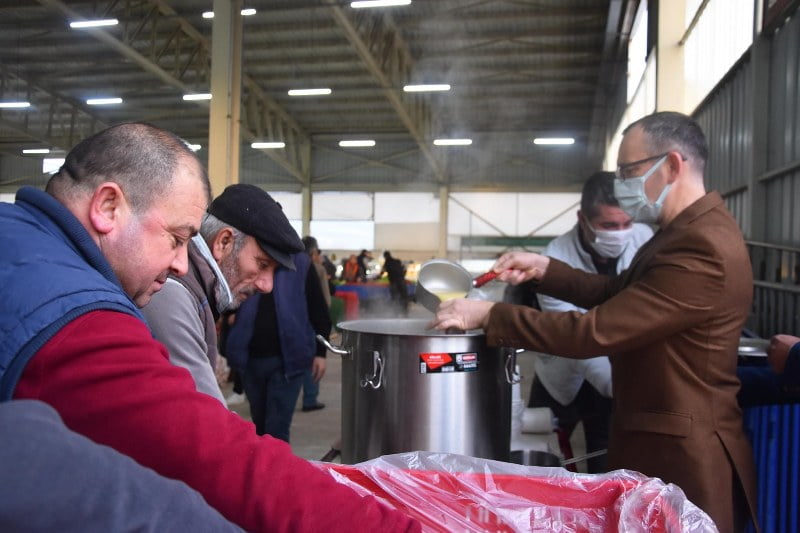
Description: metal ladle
xmin=415 ymin=259 xmax=499 ymax=313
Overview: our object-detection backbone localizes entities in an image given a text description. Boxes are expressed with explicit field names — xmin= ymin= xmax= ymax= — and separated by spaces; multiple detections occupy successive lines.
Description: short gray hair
xmin=624 ymin=111 xmax=708 ymax=174
xmin=200 ymin=212 xmax=247 ymax=255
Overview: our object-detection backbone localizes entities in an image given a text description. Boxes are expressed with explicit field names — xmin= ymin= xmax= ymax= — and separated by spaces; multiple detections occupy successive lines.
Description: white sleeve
xmin=141 ymin=279 xmax=226 ymax=405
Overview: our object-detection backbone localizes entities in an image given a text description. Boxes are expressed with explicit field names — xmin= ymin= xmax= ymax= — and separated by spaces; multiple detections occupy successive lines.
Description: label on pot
xmin=419 ymin=352 xmax=479 ymax=373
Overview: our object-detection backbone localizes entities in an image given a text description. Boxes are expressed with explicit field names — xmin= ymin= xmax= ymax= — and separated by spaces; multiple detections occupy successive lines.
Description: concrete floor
xmin=225 ymin=300 xmax=590 ymax=470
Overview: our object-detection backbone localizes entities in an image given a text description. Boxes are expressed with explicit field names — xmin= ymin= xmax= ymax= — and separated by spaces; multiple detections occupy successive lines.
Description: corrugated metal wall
xmin=693 ymin=8 xmax=800 ymax=340
xmin=765 ymin=11 xmax=800 ymax=247
xmin=694 ymin=58 xmax=752 ymax=231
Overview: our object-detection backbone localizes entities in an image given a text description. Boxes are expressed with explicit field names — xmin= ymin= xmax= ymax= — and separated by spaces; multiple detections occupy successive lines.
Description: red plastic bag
xmin=316 ymin=451 xmax=717 ymax=532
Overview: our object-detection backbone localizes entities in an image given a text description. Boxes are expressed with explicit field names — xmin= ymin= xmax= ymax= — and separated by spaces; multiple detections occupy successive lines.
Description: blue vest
xmin=0 ymin=187 xmax=145 ymax=400
xmin=225 ymin=253 xmax=316 ymax=377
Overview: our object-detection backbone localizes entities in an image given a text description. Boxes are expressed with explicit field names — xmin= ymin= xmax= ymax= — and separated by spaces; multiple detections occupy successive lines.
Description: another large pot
xmin=327 ymin=319 xmax=516 ymax=464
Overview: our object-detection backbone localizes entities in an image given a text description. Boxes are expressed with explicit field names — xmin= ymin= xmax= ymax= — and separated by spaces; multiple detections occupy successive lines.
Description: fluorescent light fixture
xmin=0 ymin=101 xmax=30 ymax=109
xmin=22 ymin=148 xmax=50 ymax=154
xmin=183 ymin=93 xmax=212 ymax=101
xmin=433 ymin=138 xmax=472 ymax=146
xmin=288 ymin=88 xmax=332 ymax=96
xmin=86 ymin=97 xmax=122 ymax=105
xmin=403 ymin=84 xmax=450 ymax=92
xmin=186 ymin=144 xmax=201 ymax=151
xmin=339 ymin=140 xmax=375 ymax=148
xmin=533 ymin=137 xmax=575 ymax=145
xmin=69 ymin=19 xmax=118 ymax=29
xmin=352 ymin=0 xmax=412 ymax=8
xmin=252 ymin=142 xmax=286 ymax=149
xmin=202 ymin=9 xmax=257 ymax=19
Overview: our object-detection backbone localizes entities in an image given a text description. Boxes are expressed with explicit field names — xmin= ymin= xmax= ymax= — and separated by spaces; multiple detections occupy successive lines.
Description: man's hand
xmin=493 ymin=252 xmax=550 ymax=285
xmin=428 ymin=299 xmax=496 ymax=331
xmin=215 ymin=356 xmax=231 ymax=386
xmin=767 ymin=334 xmax=800 ymax=374
xmin=311 ymin=356 xmax=327 ymax=382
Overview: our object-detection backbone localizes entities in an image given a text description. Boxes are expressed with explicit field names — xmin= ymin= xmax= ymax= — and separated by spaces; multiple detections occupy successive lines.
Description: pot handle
xmin=504 ymin=348 xmax=523 ymax=385
xmin=316 ymin=334 xmax=352 ymax=360
xmin=360 ymin=351 xmax=384 ymax=389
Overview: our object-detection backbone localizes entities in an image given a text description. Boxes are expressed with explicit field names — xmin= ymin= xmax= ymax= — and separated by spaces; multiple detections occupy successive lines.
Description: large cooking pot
xmin=322 ymin=319 xmax=517 ymax=464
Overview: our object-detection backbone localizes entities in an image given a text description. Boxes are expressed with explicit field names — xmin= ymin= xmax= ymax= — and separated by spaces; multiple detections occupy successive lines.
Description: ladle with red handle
xmin=472 ymin=270 xmax=499 ymax=288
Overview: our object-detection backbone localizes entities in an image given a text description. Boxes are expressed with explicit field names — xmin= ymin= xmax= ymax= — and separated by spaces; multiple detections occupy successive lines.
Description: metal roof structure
xmin=0 ymin=0 xmax=637 ymax=193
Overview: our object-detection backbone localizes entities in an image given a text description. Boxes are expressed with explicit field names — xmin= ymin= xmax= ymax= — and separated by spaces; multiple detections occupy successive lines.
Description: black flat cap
xmin=207 ymin=184 xmax=303 ymax=270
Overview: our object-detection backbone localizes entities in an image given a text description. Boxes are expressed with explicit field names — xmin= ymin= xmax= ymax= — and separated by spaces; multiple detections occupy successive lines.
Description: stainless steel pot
xmin=322 ymin=319 xmax=517 ymax=464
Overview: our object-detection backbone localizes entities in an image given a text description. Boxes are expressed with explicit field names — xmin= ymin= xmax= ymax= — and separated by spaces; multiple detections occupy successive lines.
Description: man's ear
xmin=88 ymin=182 xmax=126 ymax=235
xmin=666 ymin=151 xmax=684 ymax=183
xmin=211 ymin=227 xmax=236 ymax=261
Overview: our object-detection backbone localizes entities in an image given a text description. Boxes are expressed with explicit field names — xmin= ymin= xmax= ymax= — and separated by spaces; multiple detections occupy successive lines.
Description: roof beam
xmin=587 ymin=0 xmax=636 ymax=165
xmin=0 ymin=65 xmax=106 ymax=151
xmin=324 ymin=1 xmax=448 ymax=184
xmin=35 ymin=0 xmax=311 ymax=182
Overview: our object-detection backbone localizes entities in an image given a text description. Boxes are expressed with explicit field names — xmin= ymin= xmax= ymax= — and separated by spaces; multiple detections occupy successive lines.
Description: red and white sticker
xmin=419 ymin=352 xmax=479 ymax=373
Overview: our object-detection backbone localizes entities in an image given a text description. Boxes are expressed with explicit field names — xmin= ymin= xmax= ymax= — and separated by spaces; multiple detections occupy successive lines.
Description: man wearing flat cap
xmin=143 ymin=183 xmax=305 ymax=403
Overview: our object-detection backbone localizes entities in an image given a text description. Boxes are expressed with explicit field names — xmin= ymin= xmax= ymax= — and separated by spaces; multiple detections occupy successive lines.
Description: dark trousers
xmin=243 ymin=357 xmax=304 ymax=442
xmin=301 ymin=368 xmax=319 ymax=408
xmin=388 ymin=281 xmax=408 ymax=316
xmin=529 ymin=376 xmax=612 ymax=473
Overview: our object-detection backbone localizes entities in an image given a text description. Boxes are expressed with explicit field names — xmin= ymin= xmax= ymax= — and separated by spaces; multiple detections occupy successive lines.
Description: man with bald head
xmin=0 ymin=123 xmax=418 ymax=532
xmin=431 ymin=111 xmax=757 ymax=531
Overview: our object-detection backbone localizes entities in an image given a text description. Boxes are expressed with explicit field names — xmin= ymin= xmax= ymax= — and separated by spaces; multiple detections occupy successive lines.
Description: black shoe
xmin=302 ymin=402 xmax=325 ymax=412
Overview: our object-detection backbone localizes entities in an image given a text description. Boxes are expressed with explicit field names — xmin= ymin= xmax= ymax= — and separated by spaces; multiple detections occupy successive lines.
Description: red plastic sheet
xmin=316 ymin=452 xmax=717 ymax=532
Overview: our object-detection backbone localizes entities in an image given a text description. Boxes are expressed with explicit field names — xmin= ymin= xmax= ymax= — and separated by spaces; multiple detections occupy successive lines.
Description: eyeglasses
xmin=615 ymin=153 xmax=671 ymax=181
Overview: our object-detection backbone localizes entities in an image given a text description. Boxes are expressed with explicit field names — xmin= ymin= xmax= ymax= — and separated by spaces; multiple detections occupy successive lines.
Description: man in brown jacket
xmin=431 ymin=111 xmax=757 ymax=532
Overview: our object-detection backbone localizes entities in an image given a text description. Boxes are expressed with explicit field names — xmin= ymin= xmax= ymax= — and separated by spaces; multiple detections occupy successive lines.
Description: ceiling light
xmin=403 ymin=84 xmax=450 ymax=92
xmin=252 ymin=142 xmax=285 ymax=149
xmin=533 ymin=137 xmax=575 ymax=145
xmin=186 ymin=144 xmax=201 ymax=151
xmin=202 ymin=9 xmax=257 ymax=19
xmin=22 ymin=148 xmax=50 ymax=154
xmin=351 ymin=0 xmax=412 ymax=8
xmin=86 ymin=97 xmax=123 ymax=105
xmin=183 ymin=93 xmax=212 ymax=101
xmin=0 ymin=101 xmax=30 ymax=109
xmin=288 ymin=88 xmax=332 ymax=96
xmin=339 ymin=140 xmax=375 ymax=148
xmin=433 ymin=138 xmax=472 ymax=146
xmin=69 ymin=19 xmax=118 ymax=29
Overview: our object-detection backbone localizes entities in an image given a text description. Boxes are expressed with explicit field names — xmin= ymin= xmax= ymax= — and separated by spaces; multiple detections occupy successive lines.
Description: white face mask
xmin=589 ymin=227 xmax=634 ymax=258
xmin=613 ymin=155 xmax=670 ymax=224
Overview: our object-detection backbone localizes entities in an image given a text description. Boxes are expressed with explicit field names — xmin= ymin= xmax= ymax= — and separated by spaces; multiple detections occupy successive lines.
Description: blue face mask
xmin=613 ymin=155 xmax=670 ymax=224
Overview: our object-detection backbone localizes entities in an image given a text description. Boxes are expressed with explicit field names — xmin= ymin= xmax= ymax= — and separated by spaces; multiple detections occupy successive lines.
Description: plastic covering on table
xmin=315 ymin=451 xmax=718 ymax=532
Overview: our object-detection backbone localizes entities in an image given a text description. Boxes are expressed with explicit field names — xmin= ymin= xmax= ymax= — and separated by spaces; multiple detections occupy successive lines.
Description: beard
xmin=215 ymin=251 xmax=241 ymax=313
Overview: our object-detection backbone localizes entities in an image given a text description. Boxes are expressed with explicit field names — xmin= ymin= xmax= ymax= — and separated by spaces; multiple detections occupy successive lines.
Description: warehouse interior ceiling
xmin=0 ymin=0 xmax=636 ymax=194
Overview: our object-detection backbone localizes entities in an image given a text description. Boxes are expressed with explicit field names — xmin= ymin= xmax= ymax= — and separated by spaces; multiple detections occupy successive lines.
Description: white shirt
xmin=533 ymin=222 xmax=654 ymax=405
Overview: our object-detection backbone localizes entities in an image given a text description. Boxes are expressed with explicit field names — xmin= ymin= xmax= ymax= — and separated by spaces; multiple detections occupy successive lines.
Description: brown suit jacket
xmin=487 ymin=192 xmax=757 ymax=531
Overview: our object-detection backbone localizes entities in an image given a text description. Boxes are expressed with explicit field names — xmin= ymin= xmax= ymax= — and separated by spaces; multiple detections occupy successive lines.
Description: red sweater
xmin=15 ymin=311 xmax=419 ymax=533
